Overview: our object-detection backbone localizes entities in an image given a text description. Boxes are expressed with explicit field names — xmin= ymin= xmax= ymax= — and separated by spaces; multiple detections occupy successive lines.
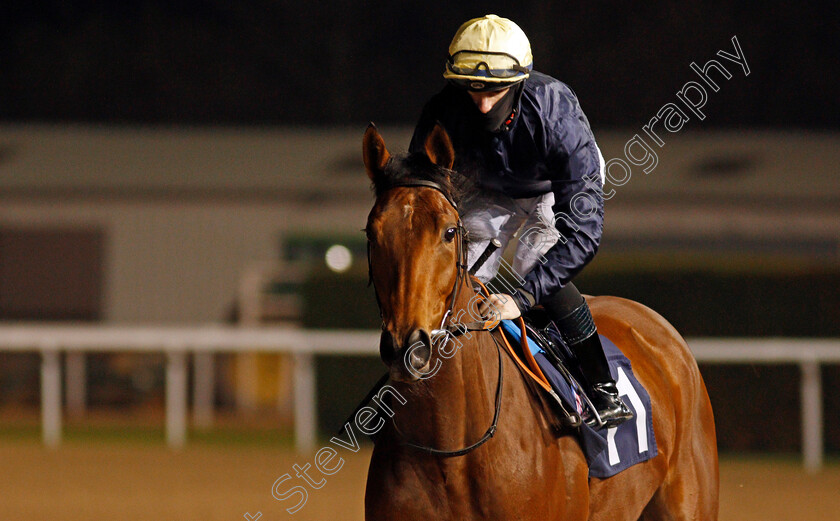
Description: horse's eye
xmin=443 ymin=227 xmax=457 ymax=242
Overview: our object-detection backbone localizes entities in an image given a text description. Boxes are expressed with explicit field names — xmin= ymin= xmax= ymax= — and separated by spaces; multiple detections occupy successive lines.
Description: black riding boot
xmin=546 ymin=287 xmax=633 ymax=429
xmin=568 ymin=329 xmax=634 ymax=428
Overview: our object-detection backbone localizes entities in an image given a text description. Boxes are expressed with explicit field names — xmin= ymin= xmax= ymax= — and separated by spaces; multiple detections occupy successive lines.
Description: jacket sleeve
xmin=515 ymin=95 xmax=605 ymax=308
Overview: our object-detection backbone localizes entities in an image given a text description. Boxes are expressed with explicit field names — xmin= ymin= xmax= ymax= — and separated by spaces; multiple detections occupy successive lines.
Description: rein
xmin=396 ymin=331 xmax=504 ymax=457
xmin=365 ymin=178 xmax=505 ymax=458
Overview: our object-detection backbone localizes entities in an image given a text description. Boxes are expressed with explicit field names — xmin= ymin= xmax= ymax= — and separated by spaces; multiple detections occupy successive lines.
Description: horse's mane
xmin=372 ymin=151 xmax=478 ymax=209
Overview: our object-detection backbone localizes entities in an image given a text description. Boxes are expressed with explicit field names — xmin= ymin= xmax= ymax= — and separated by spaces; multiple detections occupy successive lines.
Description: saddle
xmin=496 ymin=309 xmax=591 ymax=429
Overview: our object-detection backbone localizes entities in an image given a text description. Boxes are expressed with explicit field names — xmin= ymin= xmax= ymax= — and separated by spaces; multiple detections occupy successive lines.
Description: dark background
xmin=1 ymin=1 xmax=836 ymax=128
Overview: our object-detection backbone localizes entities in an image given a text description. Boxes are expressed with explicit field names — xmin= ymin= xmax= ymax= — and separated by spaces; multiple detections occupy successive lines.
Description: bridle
xmin=365 ymin=177 xmax=504 ymax=457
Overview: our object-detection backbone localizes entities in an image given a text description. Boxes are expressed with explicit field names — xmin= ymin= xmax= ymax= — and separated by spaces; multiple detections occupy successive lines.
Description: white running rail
xmin=0 ymin=324 xmax=837 ymax=472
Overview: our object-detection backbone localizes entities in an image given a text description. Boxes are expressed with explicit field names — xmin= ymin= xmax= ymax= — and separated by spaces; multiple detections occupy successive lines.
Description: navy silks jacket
xmin=409 ymin=71 xmax=605 ymax=308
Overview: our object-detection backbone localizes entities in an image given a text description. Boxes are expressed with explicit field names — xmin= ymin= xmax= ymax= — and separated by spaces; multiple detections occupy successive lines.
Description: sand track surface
xmin=0 ymin=442 xmax=837 ymax=520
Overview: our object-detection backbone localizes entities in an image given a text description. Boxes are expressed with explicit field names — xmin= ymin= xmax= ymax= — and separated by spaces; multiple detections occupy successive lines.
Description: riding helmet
xmin=443 ymin=14 xmax=533 ymax=92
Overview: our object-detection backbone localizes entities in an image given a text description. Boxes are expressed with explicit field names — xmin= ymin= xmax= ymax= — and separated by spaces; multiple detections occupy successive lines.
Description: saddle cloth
xmin=499 ymin=320 xmax=658 ymax=478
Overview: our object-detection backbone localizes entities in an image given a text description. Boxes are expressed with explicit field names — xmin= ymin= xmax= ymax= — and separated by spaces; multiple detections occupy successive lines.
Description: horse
xmin=361 ymin=123 xmax=719 ymax=521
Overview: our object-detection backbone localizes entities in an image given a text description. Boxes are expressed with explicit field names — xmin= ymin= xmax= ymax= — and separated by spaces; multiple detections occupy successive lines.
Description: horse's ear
xmin=363 ymin=123 xmax=391 ymax=184
xmin=424 ymin=123 xmax=455 ymax=170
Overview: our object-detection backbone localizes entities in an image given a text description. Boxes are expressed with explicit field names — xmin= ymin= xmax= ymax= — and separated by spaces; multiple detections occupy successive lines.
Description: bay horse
xmin=362 ymin=123 xmax=718 ymax=520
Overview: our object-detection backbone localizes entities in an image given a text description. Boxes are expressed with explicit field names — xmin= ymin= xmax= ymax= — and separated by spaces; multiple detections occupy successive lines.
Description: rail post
xmin=40 ymin=344 xmax=62 ymax=448
xmin=800 ymin=359 xmax=823 ymax=473
xmin=166 ymin=348 xmax=188 ymax=448
xmin=293 ymin=352 xmax=316 ymax=453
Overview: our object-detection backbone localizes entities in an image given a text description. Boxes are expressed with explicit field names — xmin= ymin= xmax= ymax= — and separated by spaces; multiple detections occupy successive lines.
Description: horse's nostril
xmin=379 ymin=331 xmax=398 ymax=364
xmin=405 ymin=329 xmax=432 ymax=371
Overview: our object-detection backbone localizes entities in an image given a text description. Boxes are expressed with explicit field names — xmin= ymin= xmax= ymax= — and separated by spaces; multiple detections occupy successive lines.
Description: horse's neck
xmin=391 ymin=285 xmax=499 ymax=450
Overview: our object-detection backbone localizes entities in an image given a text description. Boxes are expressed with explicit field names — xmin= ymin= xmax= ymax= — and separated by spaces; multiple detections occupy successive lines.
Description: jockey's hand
xmin=478 ymin=293 xmax=522 ymax=321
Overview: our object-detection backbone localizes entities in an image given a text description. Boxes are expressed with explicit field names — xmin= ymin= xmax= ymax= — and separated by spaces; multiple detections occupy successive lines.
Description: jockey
xmin=410 ymin=14 xmax=633 ymax=428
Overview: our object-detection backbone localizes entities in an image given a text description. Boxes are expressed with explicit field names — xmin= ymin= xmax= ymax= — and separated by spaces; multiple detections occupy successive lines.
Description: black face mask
xmin=473 ymin=83 xmax=520 ymax=133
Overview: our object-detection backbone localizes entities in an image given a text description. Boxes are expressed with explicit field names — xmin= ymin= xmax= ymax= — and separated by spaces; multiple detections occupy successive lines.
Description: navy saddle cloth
xmin=499 ymin=320 xmax=658 ymax=478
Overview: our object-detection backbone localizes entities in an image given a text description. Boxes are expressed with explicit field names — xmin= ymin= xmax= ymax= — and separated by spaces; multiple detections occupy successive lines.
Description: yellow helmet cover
xmin=444 ymin=14 xmax=533 ymax=88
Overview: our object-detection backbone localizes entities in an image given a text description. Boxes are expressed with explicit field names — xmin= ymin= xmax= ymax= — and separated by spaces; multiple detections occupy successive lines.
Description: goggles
xmin=446 ymin=50 xmax=531 ymax=79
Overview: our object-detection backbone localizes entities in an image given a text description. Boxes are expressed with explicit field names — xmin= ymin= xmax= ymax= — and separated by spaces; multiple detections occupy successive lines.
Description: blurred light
xmin=325 ymin=244 xmax=353 ymax=272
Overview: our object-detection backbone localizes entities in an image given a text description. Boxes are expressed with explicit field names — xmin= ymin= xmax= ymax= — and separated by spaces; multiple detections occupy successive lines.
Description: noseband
xmin=365 ymin=178 xmax=504 ymax=458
